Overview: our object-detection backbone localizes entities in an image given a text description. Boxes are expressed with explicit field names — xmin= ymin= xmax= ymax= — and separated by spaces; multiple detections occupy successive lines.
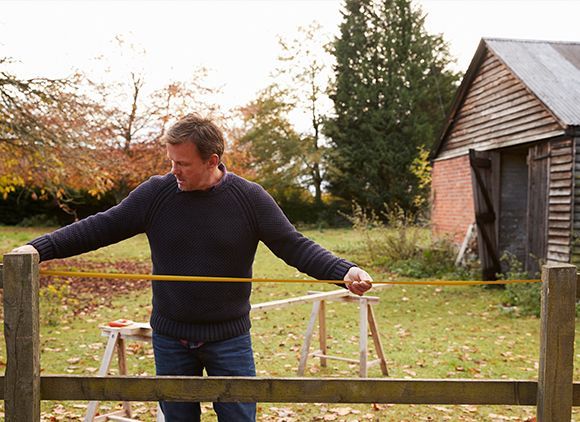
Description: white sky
xmin=1 ymin=0 xmax=580 ymax=115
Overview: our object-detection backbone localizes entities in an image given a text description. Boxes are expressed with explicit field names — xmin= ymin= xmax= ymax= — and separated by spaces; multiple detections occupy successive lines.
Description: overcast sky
xmin=1 ymin=0 xmax=579 ymax=114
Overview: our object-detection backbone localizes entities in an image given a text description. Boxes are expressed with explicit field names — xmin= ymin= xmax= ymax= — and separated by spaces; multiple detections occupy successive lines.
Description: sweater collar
xmin=175 ymin=162 xmax=230 ymax=195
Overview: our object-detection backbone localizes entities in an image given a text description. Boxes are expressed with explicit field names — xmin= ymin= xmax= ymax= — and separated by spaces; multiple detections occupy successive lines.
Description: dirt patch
xmin=40 ymin=258 xmax=152 ymax=315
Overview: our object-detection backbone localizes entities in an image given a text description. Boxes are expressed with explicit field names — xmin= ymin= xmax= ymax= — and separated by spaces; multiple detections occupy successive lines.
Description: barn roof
xmin=487 ymin=38 xmax=580 ymax=126
xmin=432 ymin=38 xmax=580 ymax=159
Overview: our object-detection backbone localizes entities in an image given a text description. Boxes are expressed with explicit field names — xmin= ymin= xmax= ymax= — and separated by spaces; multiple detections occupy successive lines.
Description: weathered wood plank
xmin=368 ymin=305 xmax=389 ymax=376
xmin=551 ymin=154 xmax=573 ymax=165
xmin=548 ymin=238 xmax=571 ymax=247
xmin=438 ymin=129 xmax=565 ymax=160
xmin=0 ymin=263 xmax=3 ymax=289
xmin=552 ymin=138 xmax=573 ymax=148
xmin=547 ymin=251 xmax=570 ymax=262
xmin=548 ymin=229 xmax=572 ymax=238
xmin=1 ymin=376 xmax=580 ymax=406
xmin=3 ymin=251 xmax=40 ymax=422
xmin=461 ymin=87 xmax=530 ymax=117
xmin=551 ymin=220 xmax=571 ymax=229
xmin=297 ymin=301 xmax=321 ymax=376
xmin=318 ymin=300 xmax=327 ymax=368
xmin=34 ymin=376 xmax=543 ymax=405
xmin=455 ymin=102 xmax=544 ymax=134
xmin=359 ymin=298 xmax=368 ymax=378
xmin=551 ymin=179 xmax=572 ymax=188
xmin=463 ymin=71 xmax=519 ymax=103
xmin=251 ymin=289 xmax=348 ymax=312
xmin=537 ymin=264 xmax=576 ymax=421
xmin=306 ymin=291 xmax=380 ymax=304
xmin=548 ymin=203 xmax=571 ymax=211
xmin=549 ymin=214 xmax=571 ymax=221
xmin=551 ymin=170 xmax=573 ymax=181
xmin=552 ymin=163 xmax=574 ymax=172
xmin=446 ymin=122 xmax=563 ymax=153
xmin=449 ymin=114 xmax=558 ymax=146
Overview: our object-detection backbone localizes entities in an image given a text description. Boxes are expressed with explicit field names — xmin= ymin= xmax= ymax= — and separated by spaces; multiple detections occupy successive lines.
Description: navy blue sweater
xmin=30 ymin=166 xmax=354 ymax=341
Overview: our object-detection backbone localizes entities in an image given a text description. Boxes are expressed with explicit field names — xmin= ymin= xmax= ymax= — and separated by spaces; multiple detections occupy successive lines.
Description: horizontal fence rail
xmin=0 ymin=376 xmax=578 ymax=405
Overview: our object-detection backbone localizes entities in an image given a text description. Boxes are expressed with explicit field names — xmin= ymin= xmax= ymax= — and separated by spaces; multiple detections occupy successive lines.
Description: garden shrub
xmin=344 ymin=202 xmax=459 ymax=278
xmin=498 ymin=251 xmax=541 ymax=317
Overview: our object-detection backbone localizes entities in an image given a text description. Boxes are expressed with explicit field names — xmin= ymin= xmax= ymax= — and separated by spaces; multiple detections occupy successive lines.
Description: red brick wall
xmin=431 ymin=154 xmax=475 ymax=243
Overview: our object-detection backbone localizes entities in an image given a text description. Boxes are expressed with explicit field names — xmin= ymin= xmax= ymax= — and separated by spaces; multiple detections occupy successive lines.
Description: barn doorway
xmin=498 ymin=143 xmax=548 ymax=276
xmin=498 ymin=146 xmax=529 ymax=271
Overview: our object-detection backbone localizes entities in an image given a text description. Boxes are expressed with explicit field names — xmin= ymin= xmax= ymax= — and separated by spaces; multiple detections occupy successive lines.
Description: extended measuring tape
xmin=39 ymin=270 xmax=541 ymax=286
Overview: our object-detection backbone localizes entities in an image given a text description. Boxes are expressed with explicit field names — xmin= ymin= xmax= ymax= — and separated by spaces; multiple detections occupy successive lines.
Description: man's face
xmin=166 ymin=142 xmax=213 ymax=191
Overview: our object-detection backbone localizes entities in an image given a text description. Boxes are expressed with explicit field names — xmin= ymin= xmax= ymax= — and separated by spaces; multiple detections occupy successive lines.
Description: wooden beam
xmin=359 ymin=298 xmax=368 ymax=378
xmin=251 ymin=289 xmax=348 ymax=312
xmin=0 ymin=263 xmax=3 ymax=288
xmin=30 ymin=376 xmax=548 ymax=405
xmin=3 ymin=251 xmax=40 ymax=421
xmin=537 ymin=263 xmax=576 ymax=421
xmin=0 ymin=376 xmax=580 ymax=406
xmin=307 ymin=291 xmax=380 ymax=304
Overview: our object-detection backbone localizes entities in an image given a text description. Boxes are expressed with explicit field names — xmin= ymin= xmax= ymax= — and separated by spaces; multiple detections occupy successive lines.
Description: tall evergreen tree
xmin=326 ymin=0 xmax=459 ymax=214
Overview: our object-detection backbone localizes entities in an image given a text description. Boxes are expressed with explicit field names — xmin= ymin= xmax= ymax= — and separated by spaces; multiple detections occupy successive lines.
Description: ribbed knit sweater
xmin=29 ymin=165 xmax=354 ymax=341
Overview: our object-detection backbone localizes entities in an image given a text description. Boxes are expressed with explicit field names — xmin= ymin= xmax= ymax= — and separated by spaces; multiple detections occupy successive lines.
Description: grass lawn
xmin=0 ymin=226 xmax=578 ymax=421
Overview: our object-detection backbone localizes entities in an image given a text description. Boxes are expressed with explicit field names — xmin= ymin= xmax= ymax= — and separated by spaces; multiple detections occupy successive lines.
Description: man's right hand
xmin=11 ymin=245 xmax=38 ymax=254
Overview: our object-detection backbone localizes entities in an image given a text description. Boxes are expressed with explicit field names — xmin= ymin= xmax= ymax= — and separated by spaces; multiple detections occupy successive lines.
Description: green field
xmin=0 ymin=226 xmax=578 ymax=421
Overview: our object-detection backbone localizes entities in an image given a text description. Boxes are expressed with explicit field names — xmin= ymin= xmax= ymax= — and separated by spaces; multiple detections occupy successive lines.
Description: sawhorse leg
xmin=298 ymin=300 xmax=321 ymax=376
xmin=85 ymin=330 xmax=133 ymax=421
xmin=368 ymin=303 xmax=388 ymax=376
xmin=85 ymin=331 xmax=120 ymax=421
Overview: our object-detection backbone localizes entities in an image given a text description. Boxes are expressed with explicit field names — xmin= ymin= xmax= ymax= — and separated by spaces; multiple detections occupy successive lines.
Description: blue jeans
xmin=152 ymin=331 xmax=256 ymax=422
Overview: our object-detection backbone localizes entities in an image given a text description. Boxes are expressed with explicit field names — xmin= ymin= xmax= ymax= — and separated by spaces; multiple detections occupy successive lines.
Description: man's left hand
xmin=343 ymin=267 xmax=373 ymax=296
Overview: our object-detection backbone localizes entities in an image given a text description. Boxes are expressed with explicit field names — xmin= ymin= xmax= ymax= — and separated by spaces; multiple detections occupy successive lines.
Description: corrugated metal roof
xmin=486 ymin=38 xmax=580 ymax=126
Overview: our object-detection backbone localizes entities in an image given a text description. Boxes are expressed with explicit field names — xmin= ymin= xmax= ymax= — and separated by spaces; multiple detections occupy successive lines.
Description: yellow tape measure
xmin=39 ymin=270 xmax=541 ymax=286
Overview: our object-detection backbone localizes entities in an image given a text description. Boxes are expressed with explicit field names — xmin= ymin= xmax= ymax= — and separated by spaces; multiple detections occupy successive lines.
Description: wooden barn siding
xmin=572 ymin=137 xmax=580 ymax=265
xmin=438 ymin=51 xmax=564 ymax=160
xmin=547 ymin=139 xmax=574 ymax=263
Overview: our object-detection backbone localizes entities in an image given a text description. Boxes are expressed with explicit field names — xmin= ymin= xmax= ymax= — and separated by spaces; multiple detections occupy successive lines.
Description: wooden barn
xmin=431 ymin=38 xmax=580 ymax=279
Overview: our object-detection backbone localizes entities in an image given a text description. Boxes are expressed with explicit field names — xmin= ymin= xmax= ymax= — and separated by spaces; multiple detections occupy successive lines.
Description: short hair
xmin=162 ymin=113 xmax=224 ymax=161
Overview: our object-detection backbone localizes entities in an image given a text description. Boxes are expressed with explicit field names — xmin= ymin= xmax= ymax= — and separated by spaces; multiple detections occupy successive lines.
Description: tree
xmin=326 ymin=0 xmax=459 ymax=214
xmin=236 ymin=86 xmax=303 ymax=199
xmin=274 ymin=22 xmax=334 ymax=206
xmin=85 ymin=36 xmax=220 ymax=202
xmin=0 ymin=58 xmax=108 ymax=204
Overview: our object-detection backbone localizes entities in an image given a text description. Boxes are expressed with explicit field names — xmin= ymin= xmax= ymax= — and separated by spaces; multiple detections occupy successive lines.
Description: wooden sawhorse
xmin=297 ymin=291 xmax=389 ymax=378
xmin=84 ymin=322 xmax=164 ymax=422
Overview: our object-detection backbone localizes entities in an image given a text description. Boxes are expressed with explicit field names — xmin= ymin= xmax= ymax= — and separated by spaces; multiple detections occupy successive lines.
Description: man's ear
xmin=207 ymin=154 xmax=220 ymax=168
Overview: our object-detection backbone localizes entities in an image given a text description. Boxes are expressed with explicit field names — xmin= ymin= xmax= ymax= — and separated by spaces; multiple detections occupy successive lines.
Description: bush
xmin=40 ymin=282 xmax=71 ymax=326
xmin=17 ymin=214 xmax=60 ymax=227
xmin=498 ymin=252 xmax=540 ymax=316
xmin=344 ymin=202 xmax=459 ymax=278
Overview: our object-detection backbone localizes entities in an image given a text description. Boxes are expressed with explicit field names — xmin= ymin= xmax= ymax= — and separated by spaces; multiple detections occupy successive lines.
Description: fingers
xmin=10 ymin=245 xmax=38 ymax=254
xmin=347 ymin=280 xmax=372 ymax=296
xmin=344 ymin=267 xmax=373 ymax=296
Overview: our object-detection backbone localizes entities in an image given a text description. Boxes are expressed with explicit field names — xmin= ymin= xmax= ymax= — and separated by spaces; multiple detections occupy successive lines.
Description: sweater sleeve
xmin=251 ymin=183 xmax=355 ymax=281
xmin=29 ymin=177 xmax=159 ymax=262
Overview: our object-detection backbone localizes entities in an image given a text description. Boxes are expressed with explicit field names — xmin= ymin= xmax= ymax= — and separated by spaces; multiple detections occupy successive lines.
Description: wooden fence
xmin=1 ymin=250 xmax=579 ymax=421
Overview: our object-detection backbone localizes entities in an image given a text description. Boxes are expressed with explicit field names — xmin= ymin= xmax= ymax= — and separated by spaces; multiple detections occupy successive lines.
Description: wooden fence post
xmin=537 ymin=263 xmax=576 ymax=421
xmin=3 ymin=250 xmax=40 ymax=421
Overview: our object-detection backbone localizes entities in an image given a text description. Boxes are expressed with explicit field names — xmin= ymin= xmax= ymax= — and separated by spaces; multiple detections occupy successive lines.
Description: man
xmin=14 ymin=113 xmax=372 ymax=422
